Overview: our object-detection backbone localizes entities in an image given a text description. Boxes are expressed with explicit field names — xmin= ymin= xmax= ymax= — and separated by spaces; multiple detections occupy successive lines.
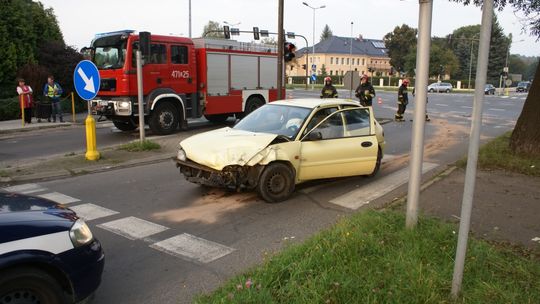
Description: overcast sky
xmin=38 ymin=0 xmax=539 ymax=57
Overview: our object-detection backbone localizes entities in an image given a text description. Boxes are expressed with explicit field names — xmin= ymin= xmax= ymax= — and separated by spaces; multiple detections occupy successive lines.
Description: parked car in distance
xmin=427 ymin=82 xmax=453 ymax=93
xmin=0 ymin=192 xmax=104 ymax=304
xmin=516 ymin=81 xmax=531 ymax=92
xmin=484 ymin=84 xmax=496 ymax=95
xmin=175 ymin=99 xmax=385 ymax=203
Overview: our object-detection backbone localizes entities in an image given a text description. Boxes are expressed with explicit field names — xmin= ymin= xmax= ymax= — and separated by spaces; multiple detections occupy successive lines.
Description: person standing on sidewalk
xmin=355 ymin=74 xmax=376 ymax=106
xmin=395 ymin=79 xmax=410 ymax=122
xmin=43 ymin=75 xmax=63 ymax=122
xmin=16 ymin=78 xmax=33 ymax=124
xmin=320 ymin=77 xmax=338 ymax=98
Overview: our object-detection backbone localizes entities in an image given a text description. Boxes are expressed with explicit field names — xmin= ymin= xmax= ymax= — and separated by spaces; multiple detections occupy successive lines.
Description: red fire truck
xmin=87 ymin=30 xmax=283 ymax=134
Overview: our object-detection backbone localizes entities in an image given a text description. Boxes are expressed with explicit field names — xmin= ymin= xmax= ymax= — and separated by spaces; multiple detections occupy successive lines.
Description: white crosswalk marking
xmin=3 ymin=183 xmax=46 ymax=194
xmin=38 ymin=192 xmax=80 ymax=204
xmin=329 ymin=162 xmax=438 ymax=210
xmin=69 ymin=203 xmax=119 ymax=221
xmin=150 ymin=233 xmax=235 ymax=264
xmin=98 ymin=216 xmax=168 ymax=240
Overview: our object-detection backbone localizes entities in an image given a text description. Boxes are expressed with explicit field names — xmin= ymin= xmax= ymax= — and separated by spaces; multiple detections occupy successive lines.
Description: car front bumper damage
xmin=174 ymin=158 xmax=264 ymax=191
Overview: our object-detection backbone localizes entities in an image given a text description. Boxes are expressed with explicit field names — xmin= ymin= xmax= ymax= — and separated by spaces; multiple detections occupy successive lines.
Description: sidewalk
xmin=0 ymin=112 xmax=94 ymax=134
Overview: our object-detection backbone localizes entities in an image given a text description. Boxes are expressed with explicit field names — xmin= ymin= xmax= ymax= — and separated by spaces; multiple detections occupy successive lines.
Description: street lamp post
xmin=349 ymin=22 xmax=353 ymax=98
xmin=302 ymin=2 xmax=325 ymax=90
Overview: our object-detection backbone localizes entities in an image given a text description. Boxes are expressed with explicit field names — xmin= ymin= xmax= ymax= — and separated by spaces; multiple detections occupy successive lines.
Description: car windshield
xmin=234 ymin=104 xmax=312 ymax=139
xmin=91 ymin=35 xmax=127 ymax=70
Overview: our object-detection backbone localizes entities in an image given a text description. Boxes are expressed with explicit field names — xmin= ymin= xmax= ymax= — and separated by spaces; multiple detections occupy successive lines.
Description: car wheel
xmin=0 ymin=267 xmax=68 ymax=304
xmin=204 ymin=114 xmax=229 ymax=123
xmin=244 ymin=96 xmax=265 ymax=115
xmin=149 ymin=102 xmax=180 ymax=135
xmin=257 ymin=162 xmax=295 ymax=203
xmin=113 ymin=120 xmax=137 ymax=131
xmin=366 ymin=147 xmax=382 ymax=178
xmin=429 ymin=89 xmax=434 ymax=93
xmin=446 ymin=89 xmax=450 ymax=93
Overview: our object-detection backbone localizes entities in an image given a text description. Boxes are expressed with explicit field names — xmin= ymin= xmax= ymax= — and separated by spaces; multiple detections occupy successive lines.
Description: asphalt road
xmin=0 ymin=90 xmax=528 ymax=303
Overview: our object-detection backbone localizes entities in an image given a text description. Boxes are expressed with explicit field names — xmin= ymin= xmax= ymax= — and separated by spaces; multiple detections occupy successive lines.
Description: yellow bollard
xmin=71 ymin=92 xmax=76 ymax=122
xmin=20 ymin=95 xmax=25 ymax=127
xmin=85 ymin=114 xmax=100 ymax=160
xmin=505 ymin=88 xmax=509 ymax=96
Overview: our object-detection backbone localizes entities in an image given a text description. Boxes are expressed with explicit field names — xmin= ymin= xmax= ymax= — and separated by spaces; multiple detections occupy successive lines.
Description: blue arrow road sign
xmin=311 ymin=74 xmax=317 ymax=81
xmin=74 ymin=60 xmax=100 ymax=100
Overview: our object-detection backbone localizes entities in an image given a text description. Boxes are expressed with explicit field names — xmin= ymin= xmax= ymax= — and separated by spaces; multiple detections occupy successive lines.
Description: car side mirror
xmin=307 ymin=131 xmax=322 ymax=141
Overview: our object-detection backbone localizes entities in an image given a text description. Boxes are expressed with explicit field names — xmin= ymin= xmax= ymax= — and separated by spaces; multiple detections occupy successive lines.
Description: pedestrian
xmin=412 ymin=87 xmax=430 ymax=121
xmin=320 ymin=76 xmax=338 ymax=98
xmin=355 ymin=74 xmax=376 ymax=106
xmin=16 ymin=78 xmax=33 ymax=124
xmin=43 ymin=75 xmax=64 ymax=122
xmin=395 ymin=78 xmax=410 ymax=122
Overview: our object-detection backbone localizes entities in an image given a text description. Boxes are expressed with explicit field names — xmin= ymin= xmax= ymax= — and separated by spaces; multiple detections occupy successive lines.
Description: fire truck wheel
xmin=257 ymin=162 xmax=295 ymax=203
xmin=204 ymin=114 xmax=229 ymax=123
xmin=149 ymin=102 xmax=179 ymax=135
xmin=245 ymin=96 xmax=265 ymax=115
xmin=113 ymin=120 xmax=137 ymax=131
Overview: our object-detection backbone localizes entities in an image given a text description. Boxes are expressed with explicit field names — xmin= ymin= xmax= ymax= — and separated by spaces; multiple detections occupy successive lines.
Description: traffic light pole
xmin=277 ymin=0 xmax=284 ymax=100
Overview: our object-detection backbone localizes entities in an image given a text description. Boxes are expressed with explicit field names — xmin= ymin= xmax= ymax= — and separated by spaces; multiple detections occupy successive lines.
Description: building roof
xmin=296 ymin=36 xmax=388 ymax=57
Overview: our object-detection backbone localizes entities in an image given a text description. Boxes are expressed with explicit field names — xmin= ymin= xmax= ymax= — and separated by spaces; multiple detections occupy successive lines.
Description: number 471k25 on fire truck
xmin=84 ymin=30 xmax=284 ymax=135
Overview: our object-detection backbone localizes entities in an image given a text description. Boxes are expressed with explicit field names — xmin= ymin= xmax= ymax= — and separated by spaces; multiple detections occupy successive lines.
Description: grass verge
xmin=457 ymin=131 xmax=540 ymax=176
xmin=196 ymin=210 xmax=539 ymax=303
xmin=118 ymin=140 xmax=161 ymax=152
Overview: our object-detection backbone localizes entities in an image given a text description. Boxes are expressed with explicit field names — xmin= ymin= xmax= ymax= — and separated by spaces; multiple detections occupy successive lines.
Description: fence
xmin=0 ymin=92 xmax=86 ymax=121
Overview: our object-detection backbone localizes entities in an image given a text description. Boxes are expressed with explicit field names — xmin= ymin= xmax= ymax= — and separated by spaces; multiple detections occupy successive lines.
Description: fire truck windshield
xmin=91 ymin=35 xmax=127 ymax=70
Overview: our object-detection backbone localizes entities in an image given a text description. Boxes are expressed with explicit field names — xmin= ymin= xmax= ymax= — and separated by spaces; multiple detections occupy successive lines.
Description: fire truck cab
xmin=88 ymin=30 xmax=282 ymax=135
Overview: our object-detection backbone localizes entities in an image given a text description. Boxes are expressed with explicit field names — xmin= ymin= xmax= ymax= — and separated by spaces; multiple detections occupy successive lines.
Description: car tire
xmin=429 ymin=89 xmax=434 ymax=93
xmin=204 ymin=114 xmax=229 ymax=123
xmin=446 ymin=89 xmax=450 ymax=93
xmin=149 ymin=102 xmax=179 ymax=135
xmin=0 ymin=267 xmax=68 ymax=304
xmin=366 ymin=147 xmax=382 ymax=178
xmin=113 ymin=120 xmax=137 ymax=131
xmin=257 ymin=162 xmax=295 ymax=203
xmin=244 ymin=96 xmax=265 ymax=115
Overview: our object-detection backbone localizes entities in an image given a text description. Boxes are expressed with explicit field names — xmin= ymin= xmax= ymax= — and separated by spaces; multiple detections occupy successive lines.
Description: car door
xmin=298 ymin=107 xmax=378 ymax=181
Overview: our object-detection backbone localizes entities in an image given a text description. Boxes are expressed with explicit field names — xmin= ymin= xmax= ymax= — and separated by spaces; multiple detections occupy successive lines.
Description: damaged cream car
xmin=175 ymin=99 xmax=385 ymax=203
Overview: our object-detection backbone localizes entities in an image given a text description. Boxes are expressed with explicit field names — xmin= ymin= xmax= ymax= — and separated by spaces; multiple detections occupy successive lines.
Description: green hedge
xmin=0 ymin=93 xmax=87 ymax=121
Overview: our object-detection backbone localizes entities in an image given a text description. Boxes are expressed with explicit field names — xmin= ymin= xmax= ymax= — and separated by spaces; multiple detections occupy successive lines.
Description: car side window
xmin=171 ymin=45 xmax=188 ymax=64
xmin=303 ymin=107 xmax=338 ymax=136
xmin=310 ymin=112 xmax=344 ymax=140
xmin=343 ymin=108 xmax=371 ymax=137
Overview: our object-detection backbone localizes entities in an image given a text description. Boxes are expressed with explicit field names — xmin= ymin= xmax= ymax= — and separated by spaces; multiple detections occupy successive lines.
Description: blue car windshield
xmin=234 ymin=104 xmax=312 ymax=139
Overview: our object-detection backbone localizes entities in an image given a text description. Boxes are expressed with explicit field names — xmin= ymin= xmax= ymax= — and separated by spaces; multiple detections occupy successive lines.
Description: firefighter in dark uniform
xmin=412 ymin=87 xmax=430 ymax=121
xmin=355 ymin=74 xmax=376 ymax=106
xmin=395 ymin=79 xmax=410 ymax=121
xmin=320 ymin=76 xmax=338 ymax=98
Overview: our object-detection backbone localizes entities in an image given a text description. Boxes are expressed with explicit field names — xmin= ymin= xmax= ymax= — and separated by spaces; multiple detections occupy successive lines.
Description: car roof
xmin=271 ymin=98 xmax=360 ymax=109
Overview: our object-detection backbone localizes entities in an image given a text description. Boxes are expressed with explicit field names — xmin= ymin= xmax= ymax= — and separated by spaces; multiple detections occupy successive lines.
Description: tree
xmin=403 ymin=41 xmax=459 ymax=78
xmin=487 ymin=17 xmax=511 ymax=85
xmin=320 ymin=24 xmax=333 ymax=41
xmin=383 ymin=24 xmax=417 ymax=73
xmin=508 ymin=55 xmax=527 ymax=77
xmin=451 ymin=0 xmax=540 ymax=156
xmin=448 ymin=25 xmax=481 ymax=81
xmin=260 ymin=37 xmax=277 ymax=45
xmin=320 ymin=64 xmax=327 ymax=76
xmin=202 ymin=21 xmax=224 ymax=38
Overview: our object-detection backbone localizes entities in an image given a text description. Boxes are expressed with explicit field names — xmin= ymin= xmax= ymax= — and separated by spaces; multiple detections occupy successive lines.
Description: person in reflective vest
xmin=320 ymin=77 xmax=338 ymax=98
xmin=43 ymin=75 xmax=64 ymax=122
xmin=395 ymin=78 xmax=409 ymax=122
xmin=355 ymin=74 xmax=376 ymax=106
xmin=16 ymin=78 xmax=33 ymax=124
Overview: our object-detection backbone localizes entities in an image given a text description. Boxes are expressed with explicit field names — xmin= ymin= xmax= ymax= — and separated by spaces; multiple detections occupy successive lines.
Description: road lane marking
xmin=460 ymin=106 xmax=472 ymax=109
xmin=69 ymin=203 xmax=119 ymax=221
xmin=488 ymin=108 xmax=505 ymax=112
xmin=3 ymin=183 xmax=46 ymax=194
xmin=38 ymin=192 xmax=80 ymax=205
xmin=435 ymin=104 xmax=449 ymax=107
xmin=98 ymin=216 xmax=168 ymax=240
xmin=329 ymin=162 xmax=438 ymax=210
xmin=150 ymin=233 xmax=235 ymax=264
xmin=300 ymin=155 xmax=398 ymax=195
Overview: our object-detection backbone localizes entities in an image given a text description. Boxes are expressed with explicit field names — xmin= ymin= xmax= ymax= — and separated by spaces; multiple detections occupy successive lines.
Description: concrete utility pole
xmin=136 ymin=51 xmax=145 ymax=143
xmin=277 ymin=0 xmax=284 ymax=99
xmin=188 ymin=0 xmax=192 ymax=38
xmin=349 ymin=22 xmax=354 ymax=99
xmin=405 ymin=0 xmax=432 ymax=228
xmin=303 ymin=2 xmax=325 ymax=89
xmin=451 ymin=0 xmax=494 ymax=298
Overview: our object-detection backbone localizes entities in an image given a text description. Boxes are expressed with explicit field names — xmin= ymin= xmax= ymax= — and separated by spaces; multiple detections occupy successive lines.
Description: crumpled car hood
xmin=180 ymin=127 xmax=279 ymax=171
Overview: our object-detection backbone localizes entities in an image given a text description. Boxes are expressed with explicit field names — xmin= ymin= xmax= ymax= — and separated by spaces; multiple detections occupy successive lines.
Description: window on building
xmin=346 ymin=58 xmax=349 ymax=65
xmin=330 ymin=70 xmax=333 ymax=75
xmin=341 ymin=58 xmax=344 ymax=65
xmin=330 ymin=57 xmax=333 ymax=64
xmin=341 ymin=70 xmax=344 ymax=75
xmin=362 ymin=58 xmax=365 ymax=65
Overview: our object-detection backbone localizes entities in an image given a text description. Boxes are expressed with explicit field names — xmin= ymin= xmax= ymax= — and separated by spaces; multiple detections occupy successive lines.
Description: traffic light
xmin=253 ymin=27 xmax=260 ymax=40
xmin=223 ymin=26 xmax=230 ymax=39
xmin=284 ymin=42 xmax=296 ymax=62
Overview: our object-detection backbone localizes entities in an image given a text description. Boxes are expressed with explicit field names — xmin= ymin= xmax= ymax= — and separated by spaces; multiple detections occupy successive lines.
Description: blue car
xmin=0 ymin=192 xmax=104 ymax=304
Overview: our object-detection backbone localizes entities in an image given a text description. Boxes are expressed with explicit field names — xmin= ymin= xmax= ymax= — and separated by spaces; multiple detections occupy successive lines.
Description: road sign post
xmin=74 ymin=60 xmax=101 ymax=161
